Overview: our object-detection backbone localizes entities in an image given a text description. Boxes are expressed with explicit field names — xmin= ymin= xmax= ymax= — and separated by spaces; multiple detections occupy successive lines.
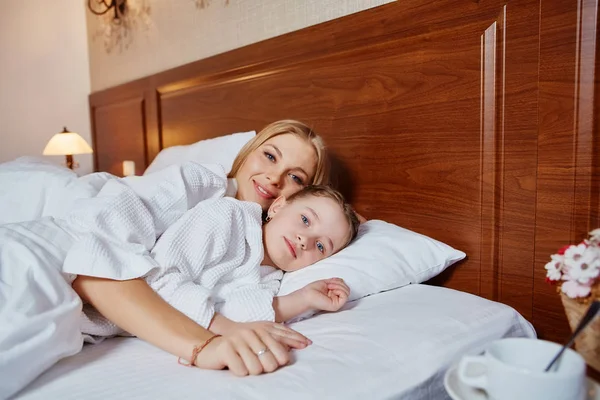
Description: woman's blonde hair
xmin=228 ymin=120 xmax=330 ymax=185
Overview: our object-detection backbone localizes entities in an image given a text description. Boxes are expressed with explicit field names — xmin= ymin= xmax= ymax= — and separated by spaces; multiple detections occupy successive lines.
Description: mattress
xmin=16 ymin=284 xmax=535 ymax=400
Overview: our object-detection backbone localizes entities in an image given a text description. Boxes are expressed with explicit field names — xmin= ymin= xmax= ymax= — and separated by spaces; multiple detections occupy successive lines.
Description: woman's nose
xmin=265 ymin=169 xmax=283 ymax=187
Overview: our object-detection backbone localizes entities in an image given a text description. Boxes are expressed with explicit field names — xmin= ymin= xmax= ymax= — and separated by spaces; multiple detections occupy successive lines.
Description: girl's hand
xmin=301 ymin=278 xmax=350 ymax=312
xmin=194 ymin=325 xmax=306 ymax=376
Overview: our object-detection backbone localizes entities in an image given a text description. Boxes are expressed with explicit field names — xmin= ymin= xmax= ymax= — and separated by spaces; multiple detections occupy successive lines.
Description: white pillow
xmin=144 ymin=130 xmax=256 ymax=175
xmin=278 ymin=219 xmax=466 ymax=303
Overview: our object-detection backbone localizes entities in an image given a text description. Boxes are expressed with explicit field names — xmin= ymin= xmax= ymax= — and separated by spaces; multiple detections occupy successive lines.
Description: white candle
xmin=122 ymin=160 xmax=136 ymax=177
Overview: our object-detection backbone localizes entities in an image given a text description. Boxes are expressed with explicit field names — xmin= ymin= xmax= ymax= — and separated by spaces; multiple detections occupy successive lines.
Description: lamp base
xmin=65 ymin=154 xmax=74 ymax=170
xmin=65 ymin=154 xmax=79 ymax=169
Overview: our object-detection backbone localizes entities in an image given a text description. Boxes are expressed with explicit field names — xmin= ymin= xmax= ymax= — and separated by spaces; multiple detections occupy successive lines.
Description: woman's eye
xmin=317 ymin=242 xmax=324 ymax=254
xmin=264 ymin=152 xmax=276 ymax=162
xmin=289 ymin=174 xmax=303 ymax=185
xmin=301 ymin=215 xmax=309 ymax=226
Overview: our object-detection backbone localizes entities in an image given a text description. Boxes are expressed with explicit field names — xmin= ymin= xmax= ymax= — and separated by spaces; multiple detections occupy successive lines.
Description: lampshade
xmin=43 ymin=127 xmax=93 ymax=156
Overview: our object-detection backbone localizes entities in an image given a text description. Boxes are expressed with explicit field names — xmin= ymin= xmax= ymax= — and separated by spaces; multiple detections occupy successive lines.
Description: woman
xmin=71 ymin=120 xmax=330 ymax=377
xmin=0 ymin=120 xmax=331 ymax=398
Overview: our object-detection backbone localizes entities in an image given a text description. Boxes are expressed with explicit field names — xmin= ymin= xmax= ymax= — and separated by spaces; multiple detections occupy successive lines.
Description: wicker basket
xmin=560 ymin=292 xmax=600 ymax=372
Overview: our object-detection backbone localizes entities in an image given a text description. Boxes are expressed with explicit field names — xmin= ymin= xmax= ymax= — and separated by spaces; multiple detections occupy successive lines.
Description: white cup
xmin=458 ymin=338 xmax=586 ymax=400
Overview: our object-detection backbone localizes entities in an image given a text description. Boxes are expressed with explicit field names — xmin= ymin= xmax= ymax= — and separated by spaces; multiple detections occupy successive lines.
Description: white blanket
xmin=0 ymin=160 xmax=280 ymax=399
xmin=0 ymin=157 xmax=112 ymax=224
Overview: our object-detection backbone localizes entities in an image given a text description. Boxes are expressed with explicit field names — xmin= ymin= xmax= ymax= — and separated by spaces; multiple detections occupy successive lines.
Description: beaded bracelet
xmin=178 ymin=334 xmax=221 ymax=367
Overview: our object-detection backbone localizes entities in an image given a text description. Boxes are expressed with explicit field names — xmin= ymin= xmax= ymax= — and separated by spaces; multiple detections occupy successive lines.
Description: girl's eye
xmin=301 ymin=215 xmax=309 ymax=226
xmin=264 ymin=152 xmax=276 ymax=162
xmin=289 ymin=174 xmax=303 ymax=185
xmin=317 ymin=241 xmax=324 ymax=254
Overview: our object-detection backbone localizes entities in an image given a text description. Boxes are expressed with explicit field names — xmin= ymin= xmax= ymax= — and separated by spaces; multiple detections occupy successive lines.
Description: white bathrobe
xmin=0 ymin=161 xmax=281 ymax=399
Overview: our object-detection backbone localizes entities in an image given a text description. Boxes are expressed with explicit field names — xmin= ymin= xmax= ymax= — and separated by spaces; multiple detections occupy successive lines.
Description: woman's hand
xmin=301 ymin=278 xmax=350 ymax=312
xmin=210 ymin=314 xmax=311 ymax=349
xmin=224 ymin=321 xmax=312 ymax=349
xmin=195 ymin=324 xmax=307 ymax=376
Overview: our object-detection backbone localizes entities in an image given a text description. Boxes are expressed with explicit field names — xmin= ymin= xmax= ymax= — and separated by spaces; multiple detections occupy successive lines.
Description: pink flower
xmin=544 ymin=255 xmax=564 ymax=281
xmin=545 ymin=229 xmax=600 ymax=298
xmin=562 ymin=245 xmax=600 ymax=283
xmin=564 ymin=243 xmax=587 ymax=262
xmin=561 ymin=280 xmax=592 ymax=298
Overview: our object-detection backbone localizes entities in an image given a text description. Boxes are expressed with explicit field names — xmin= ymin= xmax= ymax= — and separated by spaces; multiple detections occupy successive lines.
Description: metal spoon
xmin=545 ymin=300 xmax=600 ymax=372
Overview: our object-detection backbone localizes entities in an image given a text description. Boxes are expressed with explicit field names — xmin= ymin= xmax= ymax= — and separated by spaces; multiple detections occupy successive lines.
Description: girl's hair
xmin=287 ymin=185 xmax=360 ymax=248
xmin=228 ymin=120 xmax=330 ymax=185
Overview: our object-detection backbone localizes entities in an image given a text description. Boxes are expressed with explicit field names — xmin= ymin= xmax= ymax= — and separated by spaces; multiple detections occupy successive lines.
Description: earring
xmin=265 ymin=215 xmax=272 ymax=222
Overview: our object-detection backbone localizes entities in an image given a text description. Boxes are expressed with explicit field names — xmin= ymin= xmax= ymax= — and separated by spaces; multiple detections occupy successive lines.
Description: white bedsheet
xmin=16 ymin=284 xmax=535 ymax=400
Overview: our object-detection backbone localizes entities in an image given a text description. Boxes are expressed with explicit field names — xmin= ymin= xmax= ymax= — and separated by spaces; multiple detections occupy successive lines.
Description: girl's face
xmin=262 ymin=195 xmax=350 ymax=272
xmin=235 ymin=134 xmax=317 ymax=211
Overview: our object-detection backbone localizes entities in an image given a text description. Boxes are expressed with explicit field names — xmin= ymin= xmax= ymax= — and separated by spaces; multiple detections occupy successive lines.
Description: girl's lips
xmin=253 ymin=180 xmax=275 ymax=199
xmin=284 ymin=237 xmax=297 ymax=258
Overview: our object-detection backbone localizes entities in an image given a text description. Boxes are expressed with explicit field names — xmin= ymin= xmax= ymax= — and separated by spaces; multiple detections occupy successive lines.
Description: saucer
xmin=443 ymin=363 xmax=600 ymax=400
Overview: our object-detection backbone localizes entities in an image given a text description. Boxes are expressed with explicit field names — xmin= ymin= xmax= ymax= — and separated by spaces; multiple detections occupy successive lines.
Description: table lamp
xmin=43 ymin=127 xmax=93 ymax=169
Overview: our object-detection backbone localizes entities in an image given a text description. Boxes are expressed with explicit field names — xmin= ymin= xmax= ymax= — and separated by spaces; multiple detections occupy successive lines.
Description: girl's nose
xmin=297 ymin=234 xmax=307 ymax=249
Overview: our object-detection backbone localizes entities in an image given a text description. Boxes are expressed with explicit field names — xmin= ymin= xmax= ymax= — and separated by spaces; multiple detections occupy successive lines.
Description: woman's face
xmin=235 ymin=134 xmax=318 ymax=210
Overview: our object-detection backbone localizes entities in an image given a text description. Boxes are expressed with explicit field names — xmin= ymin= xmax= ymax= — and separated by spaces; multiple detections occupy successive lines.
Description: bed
xmin=14 ymin=0 xmax=599 ymax=398
xmin=18 ymin=285 xmax=534 ymax=399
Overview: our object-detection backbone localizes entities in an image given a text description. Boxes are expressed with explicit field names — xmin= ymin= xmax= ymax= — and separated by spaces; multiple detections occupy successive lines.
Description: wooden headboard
xmin=89 ymin=0 xmax=599 ymax=344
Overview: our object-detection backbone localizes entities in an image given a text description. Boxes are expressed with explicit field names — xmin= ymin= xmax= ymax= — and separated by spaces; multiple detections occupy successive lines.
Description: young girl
xmin=0 ymin=162 xmax=357 ymax=398
xmin=77 ymin=182 xmax=359 ymax=339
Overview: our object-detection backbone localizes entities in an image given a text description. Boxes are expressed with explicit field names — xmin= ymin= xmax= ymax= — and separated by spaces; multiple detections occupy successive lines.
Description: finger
xmin=330 ymin=289 xmax=349 ymax=302
xmin=326 ymin=278 xmax=349 ymax=290
xmin=327 ymin=284 xmax=350 ymax=294
xmin=222 ymin=341 xmax=249 ymax=376
xmin=257 ymin=330 xmax=290 ymax=370
xmin=326 ymin=277 xmax=347 ymax=286
xmin=233 ymin=334 xmax=264 ymax=376
xmin=327 ymin=281 xmax=349 ymax=291
xmin=271 ymin=323 xmax=312 ymax=345
xmin=241 ymin=329 xmax=280 ymax=374
xmin=327 ymin=291 xmax=348 ymax=310
xmin=271 ymin=334 xmax=310 ymax=349
xmin=327 ymin=283 xmax=350 ymax=297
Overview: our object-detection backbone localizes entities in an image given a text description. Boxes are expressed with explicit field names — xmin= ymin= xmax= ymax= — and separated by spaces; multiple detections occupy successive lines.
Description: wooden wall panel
xmin=535 ymin=0 xmax=599 ymax=342
xmin=494 ymin=0 xmax=540 ymax=321
xmin=92 ymin=97 xmax=147 ymax=176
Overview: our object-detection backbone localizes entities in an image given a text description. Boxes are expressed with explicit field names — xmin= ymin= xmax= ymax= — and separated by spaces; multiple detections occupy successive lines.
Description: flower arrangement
xmin=545 ymin=228 xmax=600 ymax=372
xmin=545 ymin=228 xmax=600 ymax=301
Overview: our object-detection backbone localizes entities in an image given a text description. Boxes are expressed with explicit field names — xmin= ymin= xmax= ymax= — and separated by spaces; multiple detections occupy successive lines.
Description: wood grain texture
xmin=92 ymin=97 xmax=147 ymax=176
xmin=494 ymin=0 xmax=540 ymax=322
xmin=89 ymin=0 xmax=598 ymax=346
xmin=535 ymin=0 xmax=599 ymax=343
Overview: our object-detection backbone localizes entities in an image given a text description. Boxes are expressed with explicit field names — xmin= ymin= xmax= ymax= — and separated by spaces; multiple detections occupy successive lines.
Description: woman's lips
xmin=253 ymin=180 xmax=275 ymax=199
xmin=284 ymin=237 xmax=297 ymax=258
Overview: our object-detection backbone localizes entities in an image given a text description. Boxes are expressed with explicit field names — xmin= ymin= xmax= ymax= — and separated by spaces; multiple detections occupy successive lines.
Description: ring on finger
xmin=255 ymin=348 xmax=270 ymax=357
